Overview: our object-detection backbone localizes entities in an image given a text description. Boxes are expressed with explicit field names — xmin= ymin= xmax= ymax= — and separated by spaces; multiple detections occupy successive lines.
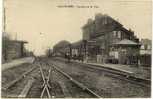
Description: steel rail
xmin=2 ymin=66 xmax=37 ymax=90
xmin=39 ymin=64 xmax=51 ymax=98
xmin=52 ymin=58 xmax=151 ymax=88
xmin=18 ymin=78 xmax=35 ymax=98
xmin=48 ymin=62 xmax=102 ymax=98
xmin=78 ymin=62 xmax=151 ymax=88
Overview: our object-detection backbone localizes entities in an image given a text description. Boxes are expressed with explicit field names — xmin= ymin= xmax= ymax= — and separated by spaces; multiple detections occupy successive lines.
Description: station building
xmin=53 ymin=13 xmax=141 ymax=65
xmin=81 ymin=13 xmax=140 ymax=64
xmin=139 ymin=39 xmax=151 ymax=66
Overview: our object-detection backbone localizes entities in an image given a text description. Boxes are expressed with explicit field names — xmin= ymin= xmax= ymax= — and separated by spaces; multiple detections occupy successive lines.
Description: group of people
xmin=64 ymin=54 xmax=84 ymax=62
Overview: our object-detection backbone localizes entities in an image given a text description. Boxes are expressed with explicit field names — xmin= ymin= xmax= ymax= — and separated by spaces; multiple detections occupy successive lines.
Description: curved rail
xmin=48 ymin=63 xmax=102 ymax=98
xmin=18 ymin=78 xmax=35 ymax=98
xmin=52 ymin=58 xmax=150 ymax=88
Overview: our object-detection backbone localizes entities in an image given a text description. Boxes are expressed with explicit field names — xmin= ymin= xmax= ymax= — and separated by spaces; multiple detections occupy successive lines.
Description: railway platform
xmin=2 ymin=57 xmax=35 ymax=71
xmin=85 ymin=62 xmax=151 ymax=80
xmin=54 ymin=57 xmax=151 ymax=80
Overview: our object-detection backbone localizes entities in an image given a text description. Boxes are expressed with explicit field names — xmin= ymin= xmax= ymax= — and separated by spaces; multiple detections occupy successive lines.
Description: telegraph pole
xmin=3 ymin=7 xmax=6 ymax=32
xmin=3 ymin=2 xmax=7 ymax=61
xmin=3 ymin=0 xmax=6 ymax=33
xmin=68 ymin=44 xmax=72 ymax=62
xmin=83 ymin=40 xmax=87 ymax=62
xmin=15 ymin=33 xmax=17 ymax=40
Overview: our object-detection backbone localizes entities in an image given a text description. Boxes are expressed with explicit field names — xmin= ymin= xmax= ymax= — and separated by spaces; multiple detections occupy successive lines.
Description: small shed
xmin=3 ymin=40 xmax=28 ymax=61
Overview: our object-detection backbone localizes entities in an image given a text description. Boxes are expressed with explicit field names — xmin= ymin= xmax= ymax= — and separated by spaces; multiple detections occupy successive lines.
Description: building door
xmin=119 ymin=50 xmax=127 ymax=64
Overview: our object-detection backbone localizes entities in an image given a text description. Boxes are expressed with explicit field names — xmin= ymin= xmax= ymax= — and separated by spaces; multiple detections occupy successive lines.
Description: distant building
xmin=139 ymin=39 xmax=151 ymax=66
xmin=140 ymin=39 xmax=151 ymax=55
xmin=53 ymin=40 xmax=71 ymax=57
xmin=2 ymin=40 xmax=28 ymax=62
xmin=71 ymin=40 xmax=86 ymax=56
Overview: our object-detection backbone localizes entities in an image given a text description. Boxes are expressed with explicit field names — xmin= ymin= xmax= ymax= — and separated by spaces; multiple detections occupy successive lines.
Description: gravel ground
xmin=48 ymin=58 xmax=151 ymax=98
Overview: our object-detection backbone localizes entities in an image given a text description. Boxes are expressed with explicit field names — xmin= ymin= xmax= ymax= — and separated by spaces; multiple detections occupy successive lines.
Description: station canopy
xmin=113 ymin=39 xmax=141 ymax=46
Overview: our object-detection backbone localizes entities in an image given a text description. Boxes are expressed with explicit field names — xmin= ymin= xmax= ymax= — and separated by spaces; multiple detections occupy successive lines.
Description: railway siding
xmin=53 ymin=57 xmax=151 ymax=85
xmin=49 ymin=58 xmax=151 ymax=97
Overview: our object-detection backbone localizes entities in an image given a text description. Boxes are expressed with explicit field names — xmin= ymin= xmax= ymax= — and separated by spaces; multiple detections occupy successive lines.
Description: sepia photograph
xmin=2 ymin=0 xmax=152 ymax=98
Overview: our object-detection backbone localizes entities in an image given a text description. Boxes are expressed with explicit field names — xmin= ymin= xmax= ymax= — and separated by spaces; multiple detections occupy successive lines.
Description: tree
xmin=2 ymin=32 xmax=11 ymax=61
xmin=45 ymin=48 xmax=53 ymax=57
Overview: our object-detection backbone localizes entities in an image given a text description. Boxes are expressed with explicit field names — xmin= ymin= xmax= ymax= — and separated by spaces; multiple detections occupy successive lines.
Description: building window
xmin=113 ymin=31 xmax=116 ymax=37
xmin=118 ymin=31 xmax=121 ymax=38
xmin=104 ymin=17 xmax=107 ymax=24
xmin=141 ymin=45 xmax=145 ymax=50
xmin=102 ymin=16 xmax=108 ymax=25
xmin=144 ymin=45 xmax=148 ymax=50
xmin=148 ymin=45 xmax=151 ymax=50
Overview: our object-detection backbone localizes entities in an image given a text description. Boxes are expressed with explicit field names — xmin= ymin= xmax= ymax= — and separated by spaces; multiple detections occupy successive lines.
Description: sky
xmin=4 ymin=0 xmax=152 ymax=55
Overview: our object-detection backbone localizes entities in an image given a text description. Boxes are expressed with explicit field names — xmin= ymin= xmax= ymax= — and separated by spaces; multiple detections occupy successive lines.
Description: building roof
xmin=53 ymin=40 xmax=70 ymax=49
xmin=114 ymin=39 xmax=141 ymax=46
xmin=71 ymin=40 xmax=83 ymax=48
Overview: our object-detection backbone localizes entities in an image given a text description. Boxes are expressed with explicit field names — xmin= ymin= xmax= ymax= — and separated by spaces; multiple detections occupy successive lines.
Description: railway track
xmin=46 ymin=62 xmax=102 ymax=98
xmin=15 ymin=62 xmax=53 ymax=98
xmin=3 ymin=62 xmax=53 ymax=98
xmin=2 ymin=62 xmax=41 ymax=98
xmin=17 ymin=61 xmax=98 ymax=98
xmin=80 ymin=63 xmax=151 ymax=88
xmin=38 ymin=61 xmax=102 ymax=98
xmin=2 ymin=65 xmax=38 ymax=90
xmin=2 ymin=57 xmax=150 ymax=98
xmin=52 ymin=58 xmax=150 ymax=88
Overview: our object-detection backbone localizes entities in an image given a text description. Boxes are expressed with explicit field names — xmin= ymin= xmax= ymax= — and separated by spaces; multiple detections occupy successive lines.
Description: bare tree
xmin=45 ymin=48 xmax=52 ymax=57
xmin=2 ymin=32 xmax=11 ymax=61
